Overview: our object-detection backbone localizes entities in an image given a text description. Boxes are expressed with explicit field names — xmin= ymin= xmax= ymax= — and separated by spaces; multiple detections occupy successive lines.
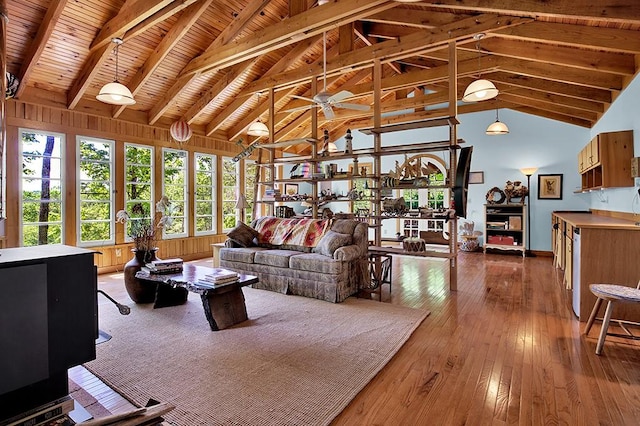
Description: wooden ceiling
xmin=6 ymin=0 xmax=640 ymax=148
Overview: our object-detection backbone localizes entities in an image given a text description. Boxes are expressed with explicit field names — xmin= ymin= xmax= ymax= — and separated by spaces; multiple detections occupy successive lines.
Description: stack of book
xmin=144 ymin=258 xmax=184 ymax=274
xmin=263 ymin=188 xmax=282 ymax=201
xmin=196 ymin=268 xmax=239 ymax=287
xmin=1 ymin=395 xmax=75 ymax=426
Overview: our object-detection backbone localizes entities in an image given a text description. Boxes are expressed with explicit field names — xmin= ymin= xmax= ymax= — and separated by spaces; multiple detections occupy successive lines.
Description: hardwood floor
xmin=76 ymin=253 xmax=640 ymax=425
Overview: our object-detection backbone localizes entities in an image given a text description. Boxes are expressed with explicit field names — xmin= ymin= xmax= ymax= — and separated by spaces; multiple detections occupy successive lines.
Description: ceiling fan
xmin=284 ymin=32 xmax=370 ymax=120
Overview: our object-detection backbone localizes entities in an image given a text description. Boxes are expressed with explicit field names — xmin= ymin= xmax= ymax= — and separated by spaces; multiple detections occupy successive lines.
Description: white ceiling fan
xmin=284 ymin=32 xmax=370 ymax=120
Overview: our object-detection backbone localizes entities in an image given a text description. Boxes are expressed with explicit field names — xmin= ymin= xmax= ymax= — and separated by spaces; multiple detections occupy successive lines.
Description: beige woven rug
xmin=85 ymin=287 xmax=429 ymax=425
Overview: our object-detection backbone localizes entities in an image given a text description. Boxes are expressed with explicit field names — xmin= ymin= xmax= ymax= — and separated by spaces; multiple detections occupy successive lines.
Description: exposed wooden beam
xmin=66 ymin=43 xmax=113 ymax=109
xmin=499 ymin=92 xmax=599 ymax=123
xmin=488 ymin=71 xmax=612 ymax=103
xmin=498 ymin=57 xmax=623 ymax=91
xmin=460 ymin=36 xmax=636 ymax=76
xmin=112 ymin=0 xmax=213 ymax=118
xmin=205 ymin=36 xmax=322 ymax=136
xmin=424 ymin=0 xmax=640 ymax=24
xmin=15 ymin=0 xmax=69 ymax=99
xmin=502 ymin=87 xmax=605 ymax=114
xmin=495 ymin=21 xmax=640 ymax=54
xmin=242 ymin=15 xmax=530 ymax=95
xmin=183 ymin=58 xmax=259 ymax=124
xmin=179 ymin=0 xmax=395 ymax=76
xmin=362 ymin=9 xmax=471 ymax=29
xmin=148 ymin=0 xmax=272 ymax=124
xmin=90 ymin=0 xmax=176 ymax=51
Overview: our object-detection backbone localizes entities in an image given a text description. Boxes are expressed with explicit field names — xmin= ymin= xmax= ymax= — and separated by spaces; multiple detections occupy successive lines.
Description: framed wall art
xmin=538 ymin=174 xmax=563 ymax=200
xmin=468 ymin=171 xmax=484 ymax=184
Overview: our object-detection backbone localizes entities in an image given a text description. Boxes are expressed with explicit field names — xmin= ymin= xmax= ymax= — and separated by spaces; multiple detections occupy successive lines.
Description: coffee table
xmin=136 ymin=264 xmax=258 ymax=331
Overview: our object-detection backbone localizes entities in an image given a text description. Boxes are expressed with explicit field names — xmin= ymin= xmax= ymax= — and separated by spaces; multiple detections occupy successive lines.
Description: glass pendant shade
xmin=327 ymin=142 xmax=338 ymax=152
xmin=247 ymin=121 xmax=269 ymax=137
xmin=462 ymin=79 xmax=499 ymax=102
xmin=486 ymin=110 xmax=509 ymax=135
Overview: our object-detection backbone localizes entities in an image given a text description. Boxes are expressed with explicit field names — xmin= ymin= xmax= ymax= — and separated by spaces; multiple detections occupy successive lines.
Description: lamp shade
xmin=96 ymin=82 xmax=136 ymax=105
xmin=170 ymin=120 xmax=193 ymax=143
xmin=327 ymin=142 xmax=338 ymax=152
xmin=486 ymin=120 xmax=509 ymax=135
xmin=235 ymin=194 xmax=248 ymax=210
xmin=247 ymin=121 xmax=269 ymax=137
xmin=520 ymin=167 xmax=538 ymax=176
xmin=462 ymin=79 xmax=499 ymax=102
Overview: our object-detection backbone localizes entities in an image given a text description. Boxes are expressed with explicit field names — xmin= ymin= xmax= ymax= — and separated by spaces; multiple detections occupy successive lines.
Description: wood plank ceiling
xmin=6 ymin=0 xmax=640 ymax=152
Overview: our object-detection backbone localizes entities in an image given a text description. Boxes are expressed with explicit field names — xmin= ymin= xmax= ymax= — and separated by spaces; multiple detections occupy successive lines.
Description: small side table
xmin=211 ymin=242 xmax=226 ymax=267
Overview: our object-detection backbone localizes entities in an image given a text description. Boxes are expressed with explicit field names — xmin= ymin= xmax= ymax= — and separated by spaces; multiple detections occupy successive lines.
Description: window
xmin=19 ymin=129 xmax=64 ymax=246
xmin=162 ymin=148 xmax=188 ymax=238
xmin=222 ymin=157 xmax=239 ymax=231
xmin=194 ymin=152 xmax=217 ymax=235
xmin=124 ymin=144 xmax=154 ymax=241
xmin=77 ymin=136 xmax=114 ymax=246
xmin=244 ymin=161 xmax=256 ymax=223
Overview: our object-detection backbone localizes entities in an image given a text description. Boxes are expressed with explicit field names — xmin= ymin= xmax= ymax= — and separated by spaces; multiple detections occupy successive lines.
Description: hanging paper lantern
xmin=170 ymin=120 xmax=193 ymax=143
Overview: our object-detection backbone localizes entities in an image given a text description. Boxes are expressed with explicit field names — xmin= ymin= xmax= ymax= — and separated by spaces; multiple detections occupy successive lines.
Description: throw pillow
xmin=227 ymin=221 xmax=259 ymax=247
xmin=313 ymin=230 xmax=352 ymax=257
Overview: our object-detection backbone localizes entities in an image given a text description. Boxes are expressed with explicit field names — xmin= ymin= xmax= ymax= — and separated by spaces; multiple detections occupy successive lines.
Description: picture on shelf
xmin=538 ymin=174 xmax=563 ymax=200
xmin=284 ymin=183 xmax=299 ymax=196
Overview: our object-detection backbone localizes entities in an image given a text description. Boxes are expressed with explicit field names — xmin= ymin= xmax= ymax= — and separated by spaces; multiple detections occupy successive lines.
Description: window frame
xmin=161 ymin=147 xmax=189 ymax=239
xmin=124 ymin=143 xmax=155 ymax=243
xmin=222 ymin=157 xmax=239 ymax=232
xmin=18 ymin=128 xmax=66 ymax=247
xmin=194 ymin=152 xmax=217 ymax=236
xmin=76 ymin=135 xmax=115 ymax=247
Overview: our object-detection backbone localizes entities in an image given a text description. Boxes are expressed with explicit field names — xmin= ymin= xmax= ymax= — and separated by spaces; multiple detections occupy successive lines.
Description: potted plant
xmin=116 ymin=196 xmax=175 ymax=303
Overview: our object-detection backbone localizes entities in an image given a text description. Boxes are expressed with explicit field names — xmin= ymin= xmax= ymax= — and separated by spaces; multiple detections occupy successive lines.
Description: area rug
xmin=85 ymin=288 xmax=429 ymax=425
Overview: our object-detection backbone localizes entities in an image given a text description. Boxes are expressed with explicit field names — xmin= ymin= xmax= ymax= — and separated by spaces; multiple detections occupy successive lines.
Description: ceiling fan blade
xmin=333 ymin=102 xmax=370 ymax=111
xmin=321 ymin=104 xmax=335 ymax=120
xmin=283 ymin=104 xmax=315 ymax=113
xmin=328 ymin=90 xmax=354 ymax=103
xmin=289 ymin=94 xmax=316 ymax=103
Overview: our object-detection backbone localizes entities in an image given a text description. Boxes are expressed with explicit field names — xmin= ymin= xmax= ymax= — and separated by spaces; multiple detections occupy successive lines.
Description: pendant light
xmin=96 ymin=38 xmax=136 ymax=106
xmin=247 ymin=121 xmax=269 ymax=137
xmin=486 ymin=109 xmax=509 ymax=135
xmin=462 ymin=34 xmax=498 ymax=103
xmin=247 ymin=93 xmax=269 ymax=137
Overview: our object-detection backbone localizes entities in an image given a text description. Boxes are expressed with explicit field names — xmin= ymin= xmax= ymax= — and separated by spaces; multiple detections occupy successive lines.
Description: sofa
xmin=219 ymin=216 xmax=370 ymax=302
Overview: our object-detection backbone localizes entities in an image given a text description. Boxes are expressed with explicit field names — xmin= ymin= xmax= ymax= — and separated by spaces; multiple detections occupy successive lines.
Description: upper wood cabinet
xmin=578 ymin=130 xmax=634 ymax=190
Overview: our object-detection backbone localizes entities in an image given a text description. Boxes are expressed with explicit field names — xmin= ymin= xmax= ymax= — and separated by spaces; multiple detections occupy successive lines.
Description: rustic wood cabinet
xmin=578 ymin=130 xmax=634 ymax=190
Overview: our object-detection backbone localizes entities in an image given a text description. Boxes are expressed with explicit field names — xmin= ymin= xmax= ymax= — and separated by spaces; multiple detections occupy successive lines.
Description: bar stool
xmin=584 ymin=281 xmax=640 ymax=355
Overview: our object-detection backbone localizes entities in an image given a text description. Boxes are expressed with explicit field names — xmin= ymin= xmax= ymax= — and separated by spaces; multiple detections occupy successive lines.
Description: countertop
xmin=553 ymin=211 xmax=640 ymax=230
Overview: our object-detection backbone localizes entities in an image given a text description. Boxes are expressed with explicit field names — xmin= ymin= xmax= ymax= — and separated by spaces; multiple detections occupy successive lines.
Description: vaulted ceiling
xmin=6 ymin=0 xmax=640 ymax=150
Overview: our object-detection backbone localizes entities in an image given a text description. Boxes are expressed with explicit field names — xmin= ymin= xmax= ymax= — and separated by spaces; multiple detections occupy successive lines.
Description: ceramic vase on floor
xmin=123 ymin=248 xmax=158 ymax=303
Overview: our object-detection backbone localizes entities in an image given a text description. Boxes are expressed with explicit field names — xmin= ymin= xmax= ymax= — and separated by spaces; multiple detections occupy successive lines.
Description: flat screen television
xmin=453 ymin=146 xmax=473 ymax=218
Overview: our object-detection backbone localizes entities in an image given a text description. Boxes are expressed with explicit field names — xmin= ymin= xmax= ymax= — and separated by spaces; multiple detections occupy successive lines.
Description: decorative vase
xmin=123 ymin=248 xmax=159 ymax=303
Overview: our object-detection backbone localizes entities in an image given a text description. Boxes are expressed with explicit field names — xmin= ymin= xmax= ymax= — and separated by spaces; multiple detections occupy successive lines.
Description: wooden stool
xmin=584 ymin=281 xmax=640 ymax=355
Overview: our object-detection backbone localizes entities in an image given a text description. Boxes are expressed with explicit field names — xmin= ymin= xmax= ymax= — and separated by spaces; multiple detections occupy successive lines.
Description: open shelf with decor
xmin=483 ymin=203 xmax=527 ymax=257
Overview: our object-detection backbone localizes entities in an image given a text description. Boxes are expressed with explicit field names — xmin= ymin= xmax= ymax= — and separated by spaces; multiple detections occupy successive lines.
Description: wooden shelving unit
xmin=577 ymin=130 xmax=634 ymax=191
xmin=483 ymin=203 xmax=527 ymax=257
